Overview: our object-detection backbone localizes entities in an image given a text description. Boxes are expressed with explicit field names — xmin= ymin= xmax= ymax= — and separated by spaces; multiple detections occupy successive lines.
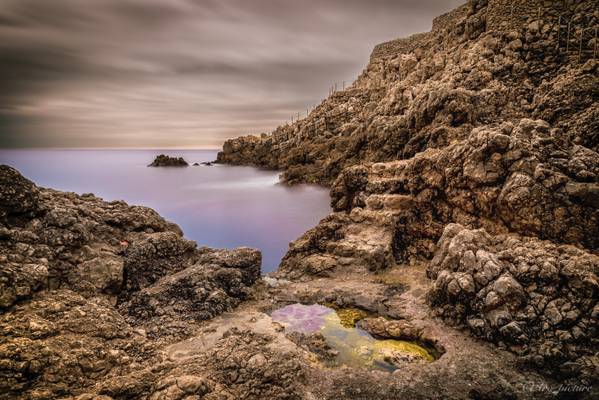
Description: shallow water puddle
xmin=271 ymin=303 xmax=434 ymax=371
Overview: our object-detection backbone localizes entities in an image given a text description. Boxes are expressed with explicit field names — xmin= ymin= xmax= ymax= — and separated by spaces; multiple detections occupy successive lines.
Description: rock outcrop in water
xmin=148 ymin=154 xmax=189 ymax=167
xmin=218 ymin=0 xmax=599 ymax=390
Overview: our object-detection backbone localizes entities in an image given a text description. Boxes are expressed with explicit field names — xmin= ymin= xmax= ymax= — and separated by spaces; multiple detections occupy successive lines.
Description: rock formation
xmin=428 ymin=224 xmax=599 ymax=383
xmin=3 ymin=0 xmax=599 ymax=398
xmin=0 ymin=165 xmax=261 ymax=398
xmin=218 ymin=0 xmax=599 ymax=389
xmin=2 ymin=168 xmax=571 ymax=399
xmin=148 ymin=154 xmax=189 ymax=167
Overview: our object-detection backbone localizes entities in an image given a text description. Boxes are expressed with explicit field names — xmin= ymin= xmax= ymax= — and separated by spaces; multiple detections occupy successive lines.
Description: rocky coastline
xmin=217 ymin=0 xmax=599 ymax=395
xmin=0 ymin=165 xmax=575 ymax=400
xmin=2 ymin=0 xmax=598 ymax=399
xmin=0 ymin=165 xmax=266 ymax=398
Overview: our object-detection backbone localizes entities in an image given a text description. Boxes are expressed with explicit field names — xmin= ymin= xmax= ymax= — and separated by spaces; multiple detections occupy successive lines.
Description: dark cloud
xmin=0 ymin=0 xmax=463 ymax=148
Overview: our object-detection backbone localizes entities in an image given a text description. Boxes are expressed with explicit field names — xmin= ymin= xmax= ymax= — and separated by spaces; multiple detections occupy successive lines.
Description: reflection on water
xmin=271 ymin=303 xmax=434 ymax=371
xmin=0 ymin=149 xmax=331 ymax=272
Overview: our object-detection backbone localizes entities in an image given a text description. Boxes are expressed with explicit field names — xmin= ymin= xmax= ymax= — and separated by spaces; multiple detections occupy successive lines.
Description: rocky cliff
xmin=3 ymin=0 xmax=598 ymax=398
xmin=218 ymin=0 xmax=598 ymax=185
xmin=218 ymin=0 xmax=599 ymax=387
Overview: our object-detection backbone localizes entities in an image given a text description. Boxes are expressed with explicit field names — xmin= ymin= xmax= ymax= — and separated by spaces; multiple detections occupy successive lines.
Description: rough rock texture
xmin=357 ymin=317 xmax=423 ymax=342
xmin=0 ymin=165 xmax=40 ymax=226
xmin=218 ymin=1 xmax=599 ymax=187
xmin=428 ymin=224 xmax=599 ymax=384
xmin=4 ymin=0 xmax=599 ymax=397
xmin=146 ymin=328 xmax=307 ymax=400
xmin=0 ymin=290 xmax=155 ymax=399
xmin=278 ymin=208 xmax=397 ymax=279
xmin=277 ymin=117 xmax=599 ymax=281
xmin=148 ymin=154 xmax=189 ymax=167
xmin=217 ymin=0 xmax=599 ymax=385
xmin=0 ymin=165 xmax=261 ymax=399
xmin=120 ymin=248 xmax=261 ymax=340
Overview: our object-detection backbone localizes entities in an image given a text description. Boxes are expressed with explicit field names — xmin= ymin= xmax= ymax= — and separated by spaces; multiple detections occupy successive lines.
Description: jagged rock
xmin=0 ymin=263 xmax=48 ymax=310
xmin=148 ymin=154 xmax=189 ymax=167
xmin=428 ymin=223 xmax=599 ymax=383
xmin=119 ymin=260 xmax=260 ymax=340
xmin=196 ymin=246 xmax=262 ymax=286
xmin=121 ymin=231 xmax=198 ymax=292
xmin=0 ymin=166 xmax=262 ymax=398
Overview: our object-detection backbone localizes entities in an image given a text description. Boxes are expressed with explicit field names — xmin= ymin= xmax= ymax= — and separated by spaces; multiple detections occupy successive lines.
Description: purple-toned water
xmin=271 ymin=303 xmax=436 ymax=371
xmin=271 ymin=303 xmax=334 ymax=333
xmin=0 ymin=149 xmax=331 ymax=272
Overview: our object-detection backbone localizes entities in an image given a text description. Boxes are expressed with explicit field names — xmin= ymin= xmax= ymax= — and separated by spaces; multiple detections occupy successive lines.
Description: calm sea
xmin=0 ymin=149 xmax=331 ymax=273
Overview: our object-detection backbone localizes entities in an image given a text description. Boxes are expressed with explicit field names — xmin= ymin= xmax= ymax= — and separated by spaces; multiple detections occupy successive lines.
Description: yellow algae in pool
xmin=320 ymin=310 xmax=433 ymax=371
xmin=334 ymin=308 xmax=369 ymax=328
xmin=271 ymin=303 xmax=434 ymax=372
xmin=373 ymin=340 xmax=435 ymax=362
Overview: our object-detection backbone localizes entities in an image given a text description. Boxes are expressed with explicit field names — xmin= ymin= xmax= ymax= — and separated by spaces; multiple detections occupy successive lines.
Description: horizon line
xmin=0 ymin=146 xmax=223 ymax=151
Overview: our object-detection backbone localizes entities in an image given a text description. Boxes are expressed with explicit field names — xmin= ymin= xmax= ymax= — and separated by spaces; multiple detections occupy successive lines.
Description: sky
xmin=0 ymin=0 xmax=463 ymax=149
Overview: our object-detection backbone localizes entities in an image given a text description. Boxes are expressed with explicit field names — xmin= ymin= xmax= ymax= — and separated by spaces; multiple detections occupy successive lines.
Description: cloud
xmin=0 ymin=0 xmax=463 ymax=148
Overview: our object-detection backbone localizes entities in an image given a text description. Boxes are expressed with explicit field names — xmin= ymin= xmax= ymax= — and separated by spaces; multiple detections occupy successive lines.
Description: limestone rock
xmin=428 ymin=224 xmax=599 ymax=383
xmin=0 ymin=167 xmax=262 ymax=398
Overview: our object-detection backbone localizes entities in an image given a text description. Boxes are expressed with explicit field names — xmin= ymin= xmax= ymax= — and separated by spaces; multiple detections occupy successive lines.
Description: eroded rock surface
xmin=3 ymin=0 xmax=599 ymax=397
xmin=428 ymin=224 xmax=599 ymax=384
xmin=0 ymin=165 xmax=261 ymax=399
xmin=120 ymin=248 xmax=260 ymax=340
xmin=218 ymin=0 xmax=599 ymax=389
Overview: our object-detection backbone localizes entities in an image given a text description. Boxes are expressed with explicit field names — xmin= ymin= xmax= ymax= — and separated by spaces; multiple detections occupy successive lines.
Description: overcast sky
xmin=0 ymin=0 xmax=462 ymax=148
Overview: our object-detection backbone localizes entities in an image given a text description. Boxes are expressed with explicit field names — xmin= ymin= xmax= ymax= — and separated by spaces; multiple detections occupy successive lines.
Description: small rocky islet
xmin=149 ymin=154 xmax=214 ymax=168
xmin=148 ymin=154 xmax=189 ymax=167
xmin=2 ymin=1 xmax=599 ymax=399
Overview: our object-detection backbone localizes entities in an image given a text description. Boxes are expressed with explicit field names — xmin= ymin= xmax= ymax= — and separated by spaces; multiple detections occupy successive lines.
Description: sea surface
xmin=0 ymin=149 xmax=331 ymax=273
